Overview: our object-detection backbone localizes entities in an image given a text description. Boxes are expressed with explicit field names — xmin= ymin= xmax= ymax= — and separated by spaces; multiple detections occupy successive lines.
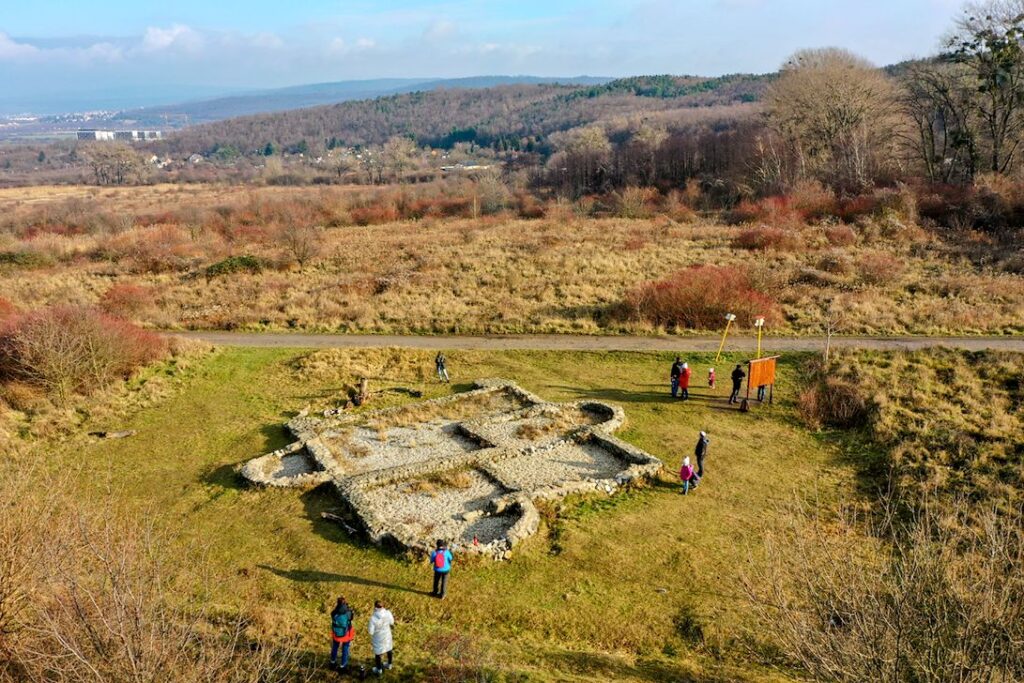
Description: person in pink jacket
xmin=679 ymin=456 xmax=700 ymax=495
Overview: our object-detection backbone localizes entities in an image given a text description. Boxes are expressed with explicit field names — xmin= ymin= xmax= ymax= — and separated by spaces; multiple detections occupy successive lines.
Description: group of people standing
xmin=670 ymin=357 xmax=749 ymax=406
xmin=328 ymin=541 xmax=453 ymax=676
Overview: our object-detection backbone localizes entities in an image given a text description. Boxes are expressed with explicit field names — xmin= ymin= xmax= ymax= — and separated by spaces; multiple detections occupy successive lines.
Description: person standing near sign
xmin=670 ymin=357 xmax=682 ymax=398
xmin=729 ymin=364 xmax=745 ymax=404
xmin=680 ymin=362 xmax=692 ymax=400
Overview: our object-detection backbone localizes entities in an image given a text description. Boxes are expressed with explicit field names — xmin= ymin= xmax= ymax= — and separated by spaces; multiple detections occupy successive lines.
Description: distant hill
xmin=112 ymin=75 xmax=612 ymax=127
xmin=161 ymin=73 xmax=770 ymax=156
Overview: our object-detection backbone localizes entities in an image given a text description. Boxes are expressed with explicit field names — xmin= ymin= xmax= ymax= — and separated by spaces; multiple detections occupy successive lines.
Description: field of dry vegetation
xmin=1 ymin=182 xmax=1022 ymax=337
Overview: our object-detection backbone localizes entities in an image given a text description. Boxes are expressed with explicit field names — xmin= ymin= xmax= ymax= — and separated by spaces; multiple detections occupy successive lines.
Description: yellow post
xmin=715 ymin=313 xmax=736 ymax=364
xmin=755 ymin=316 xmax=766 ymax=359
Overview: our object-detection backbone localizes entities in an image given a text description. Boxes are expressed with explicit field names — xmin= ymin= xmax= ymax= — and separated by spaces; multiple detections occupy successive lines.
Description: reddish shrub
xmin=350 ymin=204 xmax=401 ymax=226
xmin=515 ymin=193 xmax=546 ymax=219
xmin=790 ymin=181 xmax=839 ymax=222
xmin=0 ymin=306 xmax=167 ymax=397
xmin=727 ymin=199 xmax=768 ymax=225
xmin=0 ymin=298 xmax=17 ymax=320
xmin=732 ymin=226 xmax=804 ymax=251
xmin=836 ymin=195 xmax=881 ymax=223
xmin=99 ymin=283 xmax=156 ymax=319
xmin=625 ymin=265 xmax=780 ymax=330
xmin=824 ymin=225 xmax=858 ymax=247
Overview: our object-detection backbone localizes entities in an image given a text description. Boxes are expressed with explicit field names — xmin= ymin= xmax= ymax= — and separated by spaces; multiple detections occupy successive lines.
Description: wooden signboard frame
xmin=742 ymin=356 xmax=779 ymax=411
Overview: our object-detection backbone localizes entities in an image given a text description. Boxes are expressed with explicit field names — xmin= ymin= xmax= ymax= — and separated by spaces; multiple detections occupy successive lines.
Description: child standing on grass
xmin=430 ymin=539 xmax=453 ymax=599
xmin=680 ymin=457 xmax=699 ymax=495
xmin=680 ymin=362 xmax=692 ymax=400
xmin=329 ymin=597 xmax=355 ymax=672
xmin=368 ymin=599 xmax=395 ymax=676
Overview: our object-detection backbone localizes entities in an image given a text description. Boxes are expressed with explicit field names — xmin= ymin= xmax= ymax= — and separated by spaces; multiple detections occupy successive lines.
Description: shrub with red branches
xmin=0 ymin=306 xmax=167 ymax=398
xmin=99 ymin=283 xmax=156 ymax=320
xmin=624 ymin=265 xmax=780 ymax=330
xmin=0 ymin=297 xmax=17 ymax=320
xmin=732 ymin=226 xmax=804 ymax=251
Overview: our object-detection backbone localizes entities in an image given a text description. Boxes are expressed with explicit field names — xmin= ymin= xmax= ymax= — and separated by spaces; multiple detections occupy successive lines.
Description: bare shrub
xmin=615 ymin=186 xmax=660 ymax=219
xmin=748 ymin=499 xmax=1024 ymax=683
xmin=732 ymin=226 xmax=804 ymax=251
xmin=0 ymin=306 xmax=167 ymax=399
xmin=824 ymin=225 xmax=858 ymax=247
xmin=0 ymin=299 xmax=16 ymax=321
xmin=275 ymin=220 xmax=322 ymax=267
xmin=798 ymin=376 xmax=870 ymax=429
xmin=99 ymin=283 xmax=157 ymax=320
xmin=624 ymin=265 xmax=780 ymax=330
xmin=858 ymin=252 xmax=906 ymax=286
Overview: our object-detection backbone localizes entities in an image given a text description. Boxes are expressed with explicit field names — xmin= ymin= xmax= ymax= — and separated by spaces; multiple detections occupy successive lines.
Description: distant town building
xmin=77 ymin=129 xmax=162 ymax=141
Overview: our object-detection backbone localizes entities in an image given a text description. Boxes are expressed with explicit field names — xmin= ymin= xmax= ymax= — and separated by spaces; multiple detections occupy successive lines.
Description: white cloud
xmin=140 ymin=24 xmax=203 ymax=54
xmin=0 ymin=33 xmax=40 ymax=60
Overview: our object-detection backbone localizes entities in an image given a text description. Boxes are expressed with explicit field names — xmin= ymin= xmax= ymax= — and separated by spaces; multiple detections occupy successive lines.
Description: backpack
xmin=332 ymin=609 xmax=352 ymax=637
xmin=433 ymin=550 xmax=448 ymax=570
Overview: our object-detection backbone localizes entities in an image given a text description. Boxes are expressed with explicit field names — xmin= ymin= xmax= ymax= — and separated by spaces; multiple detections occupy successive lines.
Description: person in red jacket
xmin=679 ymin=362 xmax=693 ymax=401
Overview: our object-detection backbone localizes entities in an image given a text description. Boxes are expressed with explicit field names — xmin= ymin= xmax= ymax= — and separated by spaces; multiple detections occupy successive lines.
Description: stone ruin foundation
xmin=241 ymin=379 xmax=663 ymax=559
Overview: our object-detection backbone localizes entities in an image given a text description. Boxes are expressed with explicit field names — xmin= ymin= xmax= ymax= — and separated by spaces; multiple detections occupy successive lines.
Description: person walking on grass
xmin=430 ymin=539 xmax=453 ymax=599
xmin=435 ymin=352 xmax=450 ymax=383
xmin=368 ymin=599 xmax=395 ymax=676
xmin=680 ymin=362 xmax=693 ymax=401
xmin=729 ymin=364 xmax=746 ymax=404
xmin=329 ymin=597 xmax=356 ymax=672
xmin=670 ymin=357 xmax=683 ymax=398
xmin=694 ymin=431 xmax=709 ymax=478
xmin=679 ymin=456 xmax=699 ymax=495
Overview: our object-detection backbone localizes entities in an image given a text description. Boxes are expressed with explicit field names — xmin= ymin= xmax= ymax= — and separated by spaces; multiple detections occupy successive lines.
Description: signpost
xmin=742 ymin=355 xmax=779 ymax=412
xmin=754 ymin=316 xmax=766 ymax=359
xmin=714 ymin=313 xmax=737 ymax=364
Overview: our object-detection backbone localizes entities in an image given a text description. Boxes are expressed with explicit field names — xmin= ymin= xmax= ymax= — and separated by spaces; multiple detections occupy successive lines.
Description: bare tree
xmin=766 ymin=48 xmax=904 ymax=191
xmin=899 ymin=60 xmax=979 ymax=184
xmin=81 ymin=144 xmax=147 ymax=186
xmin=947 ymin=0 xmax=1024 ymax=174
xmin=276 ymin=219 xmax=322 ymax=268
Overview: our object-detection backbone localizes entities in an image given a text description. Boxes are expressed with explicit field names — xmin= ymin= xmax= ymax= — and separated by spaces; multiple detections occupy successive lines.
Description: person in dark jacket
xmin=694 ymin=431 xmax=709 ymax=478
xmin=670 ymin=358 xmax=682 ymax=398
xmin=329 ymin=597 xmax=356 ymax=671
xmin=729 ymin=364 xmax=746 ymax=404
xmin=435 ymin=353 xmax=450 ymax=383
xmin=430 ymin=539 xmax=453 ymax=599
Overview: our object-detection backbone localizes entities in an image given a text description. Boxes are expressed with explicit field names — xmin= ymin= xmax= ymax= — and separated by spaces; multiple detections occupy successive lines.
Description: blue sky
xmin=1 ymin=0 xmax=966 ymax=112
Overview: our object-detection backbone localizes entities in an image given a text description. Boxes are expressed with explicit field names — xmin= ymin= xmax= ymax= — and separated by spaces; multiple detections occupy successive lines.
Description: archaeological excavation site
xmin=241 ymin=379 xmax=663 ymax=559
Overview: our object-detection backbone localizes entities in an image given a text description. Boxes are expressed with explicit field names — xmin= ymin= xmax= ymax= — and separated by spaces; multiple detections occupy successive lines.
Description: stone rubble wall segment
xmin=240 ymin=380 xmax=663 ymax=558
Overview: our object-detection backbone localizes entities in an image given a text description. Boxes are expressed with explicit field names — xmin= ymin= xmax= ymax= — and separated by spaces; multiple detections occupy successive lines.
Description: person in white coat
xmin=368 ymin=600 xmax=395 ymax=675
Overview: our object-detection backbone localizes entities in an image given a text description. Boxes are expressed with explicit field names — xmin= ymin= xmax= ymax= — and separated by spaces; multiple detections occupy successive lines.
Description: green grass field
xmin=52 ymin=347 xmax=858 ymax=681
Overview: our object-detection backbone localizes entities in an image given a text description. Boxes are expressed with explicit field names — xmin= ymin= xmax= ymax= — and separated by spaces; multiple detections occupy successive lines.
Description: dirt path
xmin=171 ymin=331 xmax=1024 ymax=353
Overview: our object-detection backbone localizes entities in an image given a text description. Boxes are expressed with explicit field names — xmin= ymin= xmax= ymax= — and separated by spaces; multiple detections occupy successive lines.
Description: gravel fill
xmin=273 ymin=452 xmax=322 ymax=479
xmin=486 ymin=441 xmax=627 ymax=490
xmin=361 ymin=469 xmax=513 ymax=544
xmin=327 ymin=421 xmax=481 ymax=474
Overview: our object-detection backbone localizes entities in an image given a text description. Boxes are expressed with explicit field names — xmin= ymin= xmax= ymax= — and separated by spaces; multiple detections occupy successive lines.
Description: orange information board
xmin=747 ymin=357 xmax=778 ymax=389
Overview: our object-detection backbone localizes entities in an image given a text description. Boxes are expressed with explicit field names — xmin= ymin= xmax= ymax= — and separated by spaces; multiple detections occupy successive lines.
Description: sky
xmin=1 ymin=0 xmax=966 ymax=113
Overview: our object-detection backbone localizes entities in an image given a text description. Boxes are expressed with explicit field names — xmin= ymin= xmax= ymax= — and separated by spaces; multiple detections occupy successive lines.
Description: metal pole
xmin=715 ymin=317 xmax=734 ymax=364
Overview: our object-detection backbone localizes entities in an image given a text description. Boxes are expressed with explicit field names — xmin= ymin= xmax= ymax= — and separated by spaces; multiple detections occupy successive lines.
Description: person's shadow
xmin=257 ymin=565 xmax=433 ymax=596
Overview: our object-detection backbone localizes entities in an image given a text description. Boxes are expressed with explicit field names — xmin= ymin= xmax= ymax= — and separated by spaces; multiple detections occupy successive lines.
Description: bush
xmin=0 ymin=306 xmax=167 ymax=398
xmin=624 ymin=265 xmax=780 ymax=330
xmin=204 ymin=255 xmax=264 ymax=280
xmin=99 ymin=283 xmax=156 ymax=320
xmin=0 ymin=298 xmax=17 ymax=320
xmin=798 ymin=376 xmax=870 ymax=429
xmin=0 ymin=249 xmax=55 ymax=269
xmin=732 ymin=226 xmax=804 ymax=251
xmin=349 ymin=204 xmax=401 ymax=226
xmin=824 ymin=224 xmax=858 ymax=247
xmin=857 ymin=252 xmax=905 ymax=286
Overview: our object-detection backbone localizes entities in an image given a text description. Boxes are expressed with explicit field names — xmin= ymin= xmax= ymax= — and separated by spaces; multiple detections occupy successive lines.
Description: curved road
xmin=172 ymin=331 xmax=1024 ymax=353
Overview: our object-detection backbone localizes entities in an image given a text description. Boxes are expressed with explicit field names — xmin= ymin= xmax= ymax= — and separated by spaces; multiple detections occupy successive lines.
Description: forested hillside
xmin=160 ymin=74 xmax=770 ymax=156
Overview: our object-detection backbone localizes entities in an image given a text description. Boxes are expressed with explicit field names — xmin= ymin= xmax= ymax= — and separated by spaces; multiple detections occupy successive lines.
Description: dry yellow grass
xmin=1 ymin=185 xmax=1022 ymax=336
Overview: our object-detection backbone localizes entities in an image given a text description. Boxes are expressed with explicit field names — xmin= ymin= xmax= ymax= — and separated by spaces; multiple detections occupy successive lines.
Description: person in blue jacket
xmin=329 ymin=596 xmax=355 ymax=671
xmin=430 ymin=539 xmax=453 ymax=599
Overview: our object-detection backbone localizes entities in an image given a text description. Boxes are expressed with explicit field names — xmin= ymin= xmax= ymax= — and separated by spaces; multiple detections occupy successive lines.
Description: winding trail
xmin=171 ymin=331 xmax=1024 ymax=353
